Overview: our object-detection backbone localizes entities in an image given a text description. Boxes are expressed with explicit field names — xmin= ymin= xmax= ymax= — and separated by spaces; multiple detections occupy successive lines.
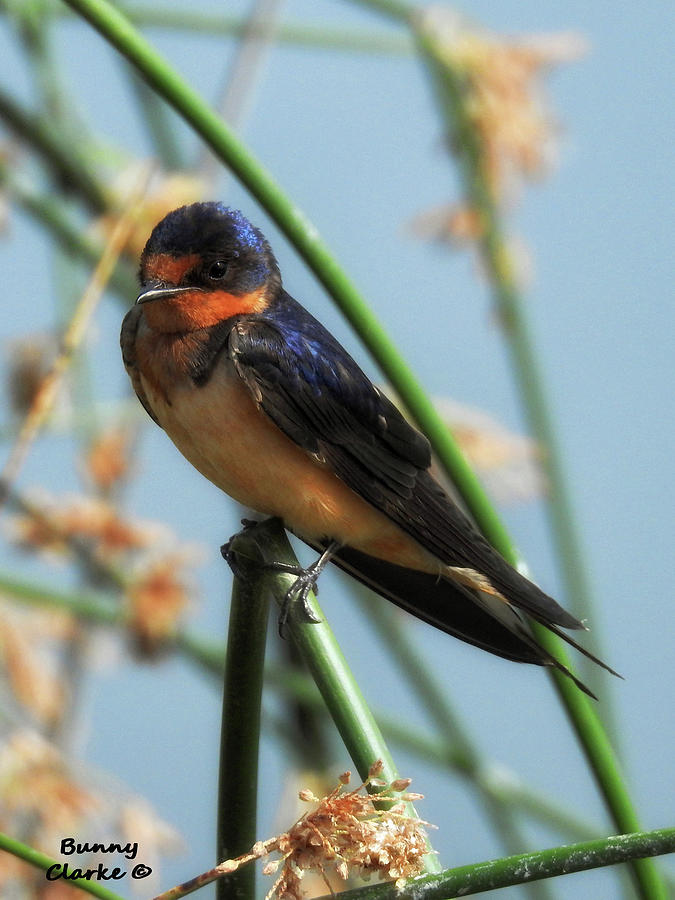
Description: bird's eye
xmin=207 ymin=260 xmax=229 ymax=280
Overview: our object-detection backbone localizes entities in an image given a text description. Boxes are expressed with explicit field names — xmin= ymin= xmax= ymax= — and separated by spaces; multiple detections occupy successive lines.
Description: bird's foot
xmin=220 ymin=518 xmax=260 ymax=578
xmin=268 ymin=541 xmax=341 ymax=636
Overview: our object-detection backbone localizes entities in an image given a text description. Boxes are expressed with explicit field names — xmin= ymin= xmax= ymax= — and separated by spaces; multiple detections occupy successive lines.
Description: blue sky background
xmin=0 ymin=1 xmax=673 ymax=897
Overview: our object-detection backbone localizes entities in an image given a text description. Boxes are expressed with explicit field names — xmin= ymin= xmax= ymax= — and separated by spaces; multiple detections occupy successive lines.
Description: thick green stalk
xmin=0 ymin=831 xmax=125 ymax=900
xmin=321 ymin=827 xmax=675 ymax=900
xmin=216 ymin=547 xmax=271 ymax=900
xmin=354 ymin=592 xmax=557 ymax=900
xmin=226 ymin=519 xmax=440 ymax=875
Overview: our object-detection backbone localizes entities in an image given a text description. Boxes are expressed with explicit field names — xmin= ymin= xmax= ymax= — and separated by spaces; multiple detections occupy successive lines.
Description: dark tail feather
xmin=536 ymin=618 xmax=623 ymax=680
xmin=323 ymin=544 xmax=547 ymax=665
xmin=313 ymin=543 xmax=615 ymax=698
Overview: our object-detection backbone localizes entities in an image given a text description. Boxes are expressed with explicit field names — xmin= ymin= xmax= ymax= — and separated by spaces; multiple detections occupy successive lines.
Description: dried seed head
xmin=390 ymin=778 xmax=412 ymax=793
xmin=417 ymin=8 xmax=586 ymax=199
xmin=216 ymin=769 xmax=433 ymax=900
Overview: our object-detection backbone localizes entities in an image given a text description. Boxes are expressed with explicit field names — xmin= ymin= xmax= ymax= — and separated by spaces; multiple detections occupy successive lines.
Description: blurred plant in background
xmin=0 ymin=1 xmax=672 ymax=899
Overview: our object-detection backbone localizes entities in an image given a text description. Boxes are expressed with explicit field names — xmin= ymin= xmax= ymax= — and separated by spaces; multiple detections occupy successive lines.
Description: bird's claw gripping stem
xmin=222 ymin=529 xmax=340 ymax=636
xmin=270 ymin=541 xmax=340 ymax=636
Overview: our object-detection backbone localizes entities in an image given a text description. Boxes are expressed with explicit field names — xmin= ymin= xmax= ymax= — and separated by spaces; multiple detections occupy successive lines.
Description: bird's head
xmin=137 ymin=203 xmax=281 ymax=332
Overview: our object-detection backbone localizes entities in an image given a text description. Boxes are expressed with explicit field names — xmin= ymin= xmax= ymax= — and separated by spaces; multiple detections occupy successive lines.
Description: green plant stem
xmin=0 ymin=567 xmax=614 ymax=848
xmin=339 ymin=4 xmax=665 ymax=897
xmin=0 ymin=831 xmax=125 ymax=900
xmin=417 ymin=24 xmax=603 ymax=671
xmin=42 ymin=6 xmax=413 ymax=53
xmin=0 ymin=159 xmax=137 ymax=299
xmin=126 ymin=68 xmax=185 ymax=170
xmin=320 ymin=827 xmax=675 ymax=900
xmin=216 ymin=546 xmax=271 ymax=900
xmin=354 ymin=592 xmax=555 ymax=900
xmin=341 ymin=0 xmax=411 ymax=22
xmin=226 ymin=518 xmax=440 ymax=875
xmin=0 ymin=86 xmax=109 ymax=213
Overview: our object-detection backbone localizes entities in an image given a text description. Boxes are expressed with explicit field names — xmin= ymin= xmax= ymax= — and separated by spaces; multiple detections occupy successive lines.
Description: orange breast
xmin=140 ymin=360 xmax=441 ymax=575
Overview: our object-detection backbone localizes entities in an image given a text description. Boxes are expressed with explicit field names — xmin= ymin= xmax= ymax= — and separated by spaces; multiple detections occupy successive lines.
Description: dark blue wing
xmin=227 ymin=291 xmax=582 ymax=631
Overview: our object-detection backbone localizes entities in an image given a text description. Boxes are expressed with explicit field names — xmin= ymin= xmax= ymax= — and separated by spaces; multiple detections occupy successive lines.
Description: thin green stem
xmin=0 ymin=831 xmax=126 ymax=900
xmin=0 ymin=86 xmax=109 ymax=213
xmin=417 ymin=25 xmax=604 ymax=675
xmin=319 ymin=827 xmax=675 ymax=900
xmin=343 ymin=0 xmax=411 ymax=23
xmin=216 ymin=546 xmax=271 ymax=900
xmin=126 ymin=68 xmax=186 ymax=170
xmin=336 ymin=3 xmax=666 ymax=897
xmin=226 ymin=519 xmax=440 ymax=875
xmin=0 ymin=159 xmax=137 ymax=299
xmin=43 ymin=6 xmax=413 ymax=53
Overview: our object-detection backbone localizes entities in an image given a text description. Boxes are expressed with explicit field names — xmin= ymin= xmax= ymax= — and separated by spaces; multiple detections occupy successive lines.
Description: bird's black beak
xmin=136 ymin=284 xmax=201 ymax=304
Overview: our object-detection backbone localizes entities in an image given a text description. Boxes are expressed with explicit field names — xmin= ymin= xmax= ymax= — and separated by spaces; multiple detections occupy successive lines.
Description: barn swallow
xmin=121 ymin=202 xmax=616 ymax=697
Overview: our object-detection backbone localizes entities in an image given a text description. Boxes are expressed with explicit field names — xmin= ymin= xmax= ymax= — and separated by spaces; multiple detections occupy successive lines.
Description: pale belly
xmin=141 ymin=363 xmax=441 ymax=574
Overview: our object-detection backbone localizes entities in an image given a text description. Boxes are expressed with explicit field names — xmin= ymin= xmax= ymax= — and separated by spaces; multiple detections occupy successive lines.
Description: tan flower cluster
xmin=0 ymin=730 xmax=97 ymax=834
xmin=8 ymin=492 xmax=155 ymax=562
xmin=419 ymin=8 xmax=586 ymax=197
xmin=0 ymin=602 xmax=72 ymax=725
xmin=83 ymin=427 xmax=134 ymax=494
xmin=431 ymin=395 xmax=545 ymax=504
xmin=126 ymin=551 xmax=196 ymax=651
xmin=5 ymin=488 xmax=200 ymax=652
xmin=6 ymin=334 xmax=58 ymax=417
xmin=0 ymin=729 xmax=180 ymax=897
xmin=217 ymin=761 xmax=433 ymax=900
xmin=381 ymin=389 xmax=543 ymax=504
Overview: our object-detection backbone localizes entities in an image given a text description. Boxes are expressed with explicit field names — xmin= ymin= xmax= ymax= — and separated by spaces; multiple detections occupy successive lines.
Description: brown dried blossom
xmin=381 ymin=390 xmax=543 ymax=504
xmin=0 ymin=729 xmax=97 ymax=835
xmin=432 ymin=395 xmax=544 ymax=503
xmin=205 ymin=762 xmax=433 ymax=900
xmin=0 ymin=729 xmax=179 ymax=897
xmin=6 ymin=491 xmax=161 ymax=561
xmin=126 ymin=553 xmax=193 ymax=651
xmin=0 ymin=602 xmax=70 ymax=724
xmin=409 ymin=203 xmax=485 ymax=246
xmin=418 ymin=8 xmax=587 ymax=198
xmin=6 ymin=334 xmax=58 ymax=417
xmin=83 ymin=427 xmax=133 ymax=493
